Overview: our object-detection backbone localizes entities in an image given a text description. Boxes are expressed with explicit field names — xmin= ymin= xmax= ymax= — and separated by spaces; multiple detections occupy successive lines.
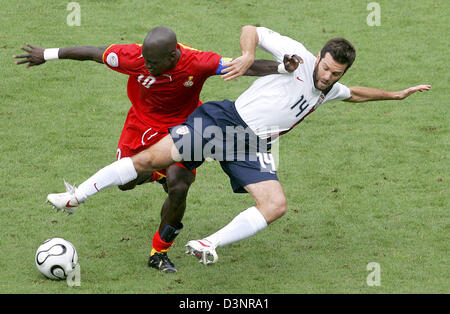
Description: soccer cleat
xmin=185 ymin=239 xmax=218 ymax=265
xmin=148 ymin=252 xmax=178 ymax=273
xmin=46 ymin=181 xmax=81 ymax=215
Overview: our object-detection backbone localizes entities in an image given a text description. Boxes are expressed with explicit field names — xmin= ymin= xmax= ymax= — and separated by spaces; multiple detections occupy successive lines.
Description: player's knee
xmin=166 ymin=167 xmax=195 ymax=197
xmin=131 ymin=150 xmax=157 ymax=173
xmin=264 ymin=194 xmax=287 ymax=221
xmin=166 ymin=178 xmax=191 ymax=201
xmin=273 ymin=196 xmax=287 ymax=218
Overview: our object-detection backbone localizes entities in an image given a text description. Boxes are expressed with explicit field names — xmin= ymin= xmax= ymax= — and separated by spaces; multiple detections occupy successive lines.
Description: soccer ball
xmin=35 ymin=238 xmax=78 ymax=280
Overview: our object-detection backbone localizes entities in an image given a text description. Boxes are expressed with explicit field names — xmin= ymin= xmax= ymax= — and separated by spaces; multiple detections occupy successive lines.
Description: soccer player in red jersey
xmin=15 ymin=26 xmax=281 ymax=272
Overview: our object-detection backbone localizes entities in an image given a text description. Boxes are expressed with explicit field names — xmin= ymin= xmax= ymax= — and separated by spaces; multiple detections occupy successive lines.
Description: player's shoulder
xmin=105 ymin=43 xmax=142 ymax=54
xmin=323 ymin=82 xmax=351 ymax=102
xmin=177 ymin=43 xmax=221 ymax=72
xmin=178 ymin=43 xmax=201 ymax=53
xmin=178 ymin=43 xmax=219 ymax=61
xmin=103 ymin=43 xmax=143 ymax=69
xmin=301 ymin=49 xmax=317 ymax=65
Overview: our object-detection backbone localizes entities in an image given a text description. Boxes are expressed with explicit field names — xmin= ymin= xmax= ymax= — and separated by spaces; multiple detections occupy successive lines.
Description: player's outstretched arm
xmin=14 ymin=43 xmax=107 ymax=67
xmin=221 ymin=25 xmax=258 ymax=81
xmin=241 ymin=59 xmax=279 ymax=76
xmin=345 ymin=85 xmax=432 ymax=102
xmin=241 ymin=54 xmax=303 ymax=77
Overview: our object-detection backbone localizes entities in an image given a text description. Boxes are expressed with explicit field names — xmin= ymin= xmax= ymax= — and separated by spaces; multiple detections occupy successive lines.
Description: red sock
xmin=151 ymin=230 xmax=174 ymax=254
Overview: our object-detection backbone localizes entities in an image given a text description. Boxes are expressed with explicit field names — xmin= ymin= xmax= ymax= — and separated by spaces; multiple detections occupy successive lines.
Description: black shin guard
xmin=160 ymin=223 xmax=183 ymax=243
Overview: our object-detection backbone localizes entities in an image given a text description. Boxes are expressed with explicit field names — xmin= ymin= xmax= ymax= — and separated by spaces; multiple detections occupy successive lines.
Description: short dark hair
xmin=320 ymin=38 xmax=356 ymax=70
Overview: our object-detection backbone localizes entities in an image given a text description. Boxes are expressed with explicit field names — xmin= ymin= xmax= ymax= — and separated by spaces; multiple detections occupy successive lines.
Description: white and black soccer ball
xmin=35 ymin=238 xmax=78 ymax=280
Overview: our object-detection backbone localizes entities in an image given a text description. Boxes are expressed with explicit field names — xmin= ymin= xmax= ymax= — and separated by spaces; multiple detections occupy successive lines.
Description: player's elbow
xmin=241 ymin=25 xmax=258 ymax=36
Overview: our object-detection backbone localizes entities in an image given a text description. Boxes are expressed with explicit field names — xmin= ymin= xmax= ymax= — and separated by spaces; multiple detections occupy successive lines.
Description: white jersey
xmin=235 ymin=27 xmax=351 ymax=139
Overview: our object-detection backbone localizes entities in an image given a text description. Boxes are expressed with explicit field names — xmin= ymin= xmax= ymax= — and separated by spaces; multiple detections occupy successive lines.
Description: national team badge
xmin=183 ymin=76 xmax=194 ymax=87
xmin=106 ymin=52 xmax=119 ymax=67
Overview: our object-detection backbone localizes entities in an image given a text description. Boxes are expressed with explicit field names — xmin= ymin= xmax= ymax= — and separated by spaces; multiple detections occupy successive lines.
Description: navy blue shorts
xmin=170 ymin=100 xmax=278 ymax=193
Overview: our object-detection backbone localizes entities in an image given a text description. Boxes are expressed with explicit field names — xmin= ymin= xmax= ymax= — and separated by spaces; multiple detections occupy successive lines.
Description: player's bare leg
xmin=244 ymin=180 xmax=287 ymax=224
xmin=117 ymin=174 xmax=153 ymax=191
xmin=131 ymin=134 xmax=182 ymax=173
xmin=159 ymin=165 xmax=195 ymax=230
xmin=148 ymin=165 xmax=195 ymax=273
xmin=47 ymin=135 xmax=180 ymax=213
xmin=117 ymin=168 xmax=169 ymax=193
xmin=186 ymin=180 xmax=287 ymax=264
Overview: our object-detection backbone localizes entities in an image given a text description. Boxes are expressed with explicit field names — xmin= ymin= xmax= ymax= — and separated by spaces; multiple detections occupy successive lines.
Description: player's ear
xmin=315 ymin=52 xmax=321 ymax=66
xmin=169 ymin=49 xmax=177 ymax=62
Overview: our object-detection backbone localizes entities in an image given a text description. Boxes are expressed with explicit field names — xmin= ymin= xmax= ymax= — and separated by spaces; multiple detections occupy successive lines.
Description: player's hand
xmin=221 ymin=54 xmax=255 ymax=81
xmin=397 ymin=84 xmax=432 ymax=99
xmin=283 ymin=54 xmax=303 ymax=72
xmin=13 ymin=43 xmax=46 ymax=67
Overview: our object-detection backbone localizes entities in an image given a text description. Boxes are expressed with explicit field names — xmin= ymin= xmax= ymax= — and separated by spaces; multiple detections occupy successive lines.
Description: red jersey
xmin=102 ymin=43 xmax=222 ymax=132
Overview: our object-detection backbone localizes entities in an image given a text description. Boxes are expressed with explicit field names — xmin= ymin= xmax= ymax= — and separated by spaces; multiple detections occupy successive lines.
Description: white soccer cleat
xmin=185 ymin=239 xmax=218 ymax=265
xmin=46 ymin=181 xmax=81 ymax=215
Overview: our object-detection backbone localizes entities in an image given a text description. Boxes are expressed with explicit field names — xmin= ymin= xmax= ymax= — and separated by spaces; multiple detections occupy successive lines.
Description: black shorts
xmin=170 ymin=100 xmax=278 ymax=193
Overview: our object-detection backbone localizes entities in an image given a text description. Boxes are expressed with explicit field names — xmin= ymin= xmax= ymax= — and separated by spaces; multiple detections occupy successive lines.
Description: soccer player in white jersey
xmin=47 ymin=25 xmax=431 ymax=265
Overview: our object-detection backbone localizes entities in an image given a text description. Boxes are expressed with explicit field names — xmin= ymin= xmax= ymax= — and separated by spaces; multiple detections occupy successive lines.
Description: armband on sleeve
xmin=215 ymin=57 xmax=232 ymax=75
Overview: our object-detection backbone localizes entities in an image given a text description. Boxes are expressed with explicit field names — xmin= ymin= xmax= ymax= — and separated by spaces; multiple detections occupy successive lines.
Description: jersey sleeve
xmin=102 ymin=44 xmax=144 ymax=75
xmin=324 ymin=82 xmax=351 ymax=103
xmin=256 ymin=27 xmax=309 ymax=62
xmin=193 ymin=50 xmax=223 ymax=77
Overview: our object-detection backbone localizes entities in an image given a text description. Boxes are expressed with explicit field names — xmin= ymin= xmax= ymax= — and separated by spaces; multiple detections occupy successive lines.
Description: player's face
xmin=313 ymin=52 xmax=347 ymax=91
xmin=143 ymin=50 xmax=177 ymax=76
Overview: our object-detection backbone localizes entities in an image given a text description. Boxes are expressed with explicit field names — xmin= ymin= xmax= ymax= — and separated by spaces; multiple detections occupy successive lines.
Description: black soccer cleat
xmin=148 ymin=252 xmax=178 ymax=273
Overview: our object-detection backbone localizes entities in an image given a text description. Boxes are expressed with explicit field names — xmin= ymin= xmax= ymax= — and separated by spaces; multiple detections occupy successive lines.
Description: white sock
xmin=75 ymin=157 xmax=137 ymax=202
xmin=204 ymin=206 xmax=268 ymax=248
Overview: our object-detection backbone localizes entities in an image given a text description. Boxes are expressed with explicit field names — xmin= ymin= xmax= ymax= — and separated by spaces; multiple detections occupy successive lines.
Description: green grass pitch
xmin=0 ymin=0 xmax=448 ymax=294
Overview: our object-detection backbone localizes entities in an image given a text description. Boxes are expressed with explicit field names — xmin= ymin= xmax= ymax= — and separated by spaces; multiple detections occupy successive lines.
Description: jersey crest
xmin=183 ymin=76 xmax=194 ymax=87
